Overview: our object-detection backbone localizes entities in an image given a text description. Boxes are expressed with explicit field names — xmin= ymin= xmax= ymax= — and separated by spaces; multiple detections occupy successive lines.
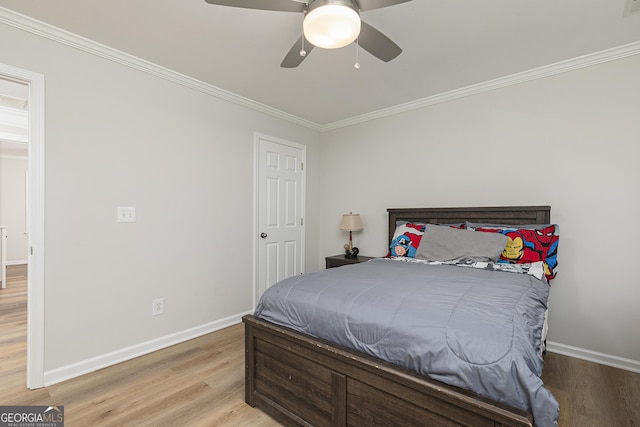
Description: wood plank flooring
xmin=542 ymin=350 xmax=640 ymax=426
xmin=1 ymin=264 xmax=639 ymax=426
xmin=0 ymin=264 xmax=279 ymax=426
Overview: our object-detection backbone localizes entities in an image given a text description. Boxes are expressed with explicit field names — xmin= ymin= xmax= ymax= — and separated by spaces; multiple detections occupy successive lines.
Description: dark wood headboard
xmin=387 ymin=206 xmax=551 ymax=244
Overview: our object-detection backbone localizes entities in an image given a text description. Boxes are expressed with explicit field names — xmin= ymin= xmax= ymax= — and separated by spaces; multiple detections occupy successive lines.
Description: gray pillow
xmin=415 ymin=224 xmax=508 ymax=262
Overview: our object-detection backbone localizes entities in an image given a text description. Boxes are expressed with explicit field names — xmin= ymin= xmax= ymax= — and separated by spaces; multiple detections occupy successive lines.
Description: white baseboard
xmin=43 ymin=310 xmax=253 ymax=386
xmin=6 ymin=260 xmax=27 ymax=266
xmin=42 ymin=320 xmax=640 ymax=386
xmin=546 ymin=341 xmax=640 ymax=374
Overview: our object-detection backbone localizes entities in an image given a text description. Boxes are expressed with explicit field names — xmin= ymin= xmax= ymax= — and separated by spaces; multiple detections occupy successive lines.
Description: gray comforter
xmin=255 ymin=258 xmax=559 ymax=427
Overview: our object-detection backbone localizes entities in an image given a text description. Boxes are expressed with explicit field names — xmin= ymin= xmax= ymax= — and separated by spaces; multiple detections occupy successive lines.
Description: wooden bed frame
xmin=244 ymin=206 xmax=551 ymax=427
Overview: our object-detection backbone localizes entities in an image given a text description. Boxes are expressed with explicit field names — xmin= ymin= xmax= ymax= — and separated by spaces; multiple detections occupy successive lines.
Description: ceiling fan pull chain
xmin=354 ymin=38 xmax=361 ymax=69
xmin=300 ymin=12 xmax=307 ymax=57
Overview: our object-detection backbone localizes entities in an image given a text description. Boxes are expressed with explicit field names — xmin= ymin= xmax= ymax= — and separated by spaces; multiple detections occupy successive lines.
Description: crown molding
xmin=321 ymin=40 xmax=640 ymax=131
xmin=1 ymin=6 xmax=638 ymax=134
xmin=0 ymin=7 xmax=322 ymax=132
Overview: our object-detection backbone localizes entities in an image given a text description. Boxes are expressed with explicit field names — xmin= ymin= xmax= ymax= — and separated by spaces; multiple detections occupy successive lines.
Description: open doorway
xmin=0 ymin=77 xmax=29 ymax=279
xmin=0 ymin=78 xmax=31 ymax=392
xmin=0 ymin=63 xmax=45 ymax=389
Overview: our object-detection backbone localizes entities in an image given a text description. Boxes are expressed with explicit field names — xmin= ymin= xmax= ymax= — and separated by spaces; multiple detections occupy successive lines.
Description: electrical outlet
xmin=152 ymin=298 xmax=164 ymax=316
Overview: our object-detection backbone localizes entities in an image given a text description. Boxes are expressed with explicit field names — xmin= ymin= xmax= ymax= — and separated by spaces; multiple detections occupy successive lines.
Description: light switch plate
xmin=117 ymin=207 xmax=136 ymax=223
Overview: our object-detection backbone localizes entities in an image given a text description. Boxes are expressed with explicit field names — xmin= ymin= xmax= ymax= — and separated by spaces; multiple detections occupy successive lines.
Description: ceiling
xmin=0 ymin=0 xmax=639 ymax=127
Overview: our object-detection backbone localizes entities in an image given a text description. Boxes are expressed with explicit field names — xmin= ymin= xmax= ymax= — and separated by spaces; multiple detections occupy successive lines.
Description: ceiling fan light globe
xmin=303 ymin=5 xmax=361 ymax=49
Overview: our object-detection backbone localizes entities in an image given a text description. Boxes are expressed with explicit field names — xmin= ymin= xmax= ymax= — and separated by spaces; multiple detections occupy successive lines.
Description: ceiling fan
xmin=204 ymin=0 xmax=412 ymax=68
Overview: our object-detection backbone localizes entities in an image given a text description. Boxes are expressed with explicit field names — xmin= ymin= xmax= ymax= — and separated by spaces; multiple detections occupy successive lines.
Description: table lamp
xmin=340 ymin=212 xmax=363 ymax=258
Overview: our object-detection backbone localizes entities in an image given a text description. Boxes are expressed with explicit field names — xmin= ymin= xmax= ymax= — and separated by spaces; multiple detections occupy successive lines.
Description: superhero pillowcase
xmin=476 ymin=224 xmax=559 ymax=281
xmin=388 ymin=222 xmax=426 ymax=258
xmin=388 ymin=222 xmax=466 ymax=258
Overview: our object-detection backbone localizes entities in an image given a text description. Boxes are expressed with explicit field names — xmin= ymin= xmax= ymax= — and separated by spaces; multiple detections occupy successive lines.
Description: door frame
xmin=253 ymin=132 xmax=306 ymax=306
xmin=0 ymin=62 xmax=45 ymax=389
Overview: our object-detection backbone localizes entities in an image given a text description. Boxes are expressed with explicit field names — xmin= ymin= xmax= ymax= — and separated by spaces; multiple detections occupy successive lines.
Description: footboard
xmin=243 ymin=315 xmax=533 ymax=427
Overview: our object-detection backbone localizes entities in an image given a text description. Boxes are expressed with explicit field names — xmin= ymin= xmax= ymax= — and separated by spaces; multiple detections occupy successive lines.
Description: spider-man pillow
xmin=472 ymin=223 xmax=559 ymax=281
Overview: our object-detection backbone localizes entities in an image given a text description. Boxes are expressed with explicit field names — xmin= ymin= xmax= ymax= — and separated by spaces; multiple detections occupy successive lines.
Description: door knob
xmin=260 ymin=233 xmax=267 ymax=239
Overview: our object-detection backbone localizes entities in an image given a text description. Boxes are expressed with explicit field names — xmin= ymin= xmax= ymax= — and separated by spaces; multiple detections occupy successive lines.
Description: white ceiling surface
xmin=0 ymin=1 xmax=640 ymax=127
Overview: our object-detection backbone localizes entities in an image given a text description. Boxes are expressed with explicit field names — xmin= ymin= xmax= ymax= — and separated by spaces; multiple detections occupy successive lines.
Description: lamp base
xmin=344 ymin=247 xmax=359 ymax=258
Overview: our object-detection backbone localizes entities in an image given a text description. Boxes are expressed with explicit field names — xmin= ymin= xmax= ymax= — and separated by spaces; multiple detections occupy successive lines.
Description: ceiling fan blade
xmin=204 ymin=0 xmax=306 ymax=13
xmin=358 ymin=0 xmax=412 ymax=12
xmin=281 ymin=36 xmax=315 ymax=68
xmin=358 ymin=21 xmax=402 ymax=62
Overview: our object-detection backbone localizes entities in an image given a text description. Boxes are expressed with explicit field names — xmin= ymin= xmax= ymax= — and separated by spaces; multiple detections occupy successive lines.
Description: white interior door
xmin=256 ymin=134 xmax=305 ymax=301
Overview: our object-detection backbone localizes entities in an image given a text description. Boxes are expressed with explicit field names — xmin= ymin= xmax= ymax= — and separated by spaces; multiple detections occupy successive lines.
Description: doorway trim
xmin=0 ymin=62 xmax=45 ymax=388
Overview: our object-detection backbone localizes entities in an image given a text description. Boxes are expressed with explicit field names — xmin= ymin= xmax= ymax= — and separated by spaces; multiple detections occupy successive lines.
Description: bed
xmin=243 ymin=206 xmax=558 ymax=427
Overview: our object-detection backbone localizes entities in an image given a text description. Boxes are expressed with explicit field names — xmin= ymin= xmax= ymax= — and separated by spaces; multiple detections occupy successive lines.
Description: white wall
xmin=320 ymin=54 xmax=640 ymax=363
xmin=0 ymin=22 xmax=321 ymax=374
xmin=0 ymin=155 xmax=28 ymax=263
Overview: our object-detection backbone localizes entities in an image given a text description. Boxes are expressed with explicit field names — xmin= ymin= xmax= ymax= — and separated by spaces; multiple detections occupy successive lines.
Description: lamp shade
xmin=303 ymin=3 xmax=361 ymax=49
xmin=340 ymin=212 xmax=363 ymax=231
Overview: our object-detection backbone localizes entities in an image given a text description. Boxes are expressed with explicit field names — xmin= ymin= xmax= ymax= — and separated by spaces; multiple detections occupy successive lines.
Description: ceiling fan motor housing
xmin=306 ymin=0 xmax=361 ymax=14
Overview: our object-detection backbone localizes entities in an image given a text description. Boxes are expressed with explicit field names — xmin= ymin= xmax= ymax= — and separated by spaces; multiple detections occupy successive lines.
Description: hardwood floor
xmin=0 ymin=264 xmax=279 ymax=426
xmin=1 ymin=263 xmax=638 ymax=426
xmin=542 ymin=350 xmax=640 ymax=426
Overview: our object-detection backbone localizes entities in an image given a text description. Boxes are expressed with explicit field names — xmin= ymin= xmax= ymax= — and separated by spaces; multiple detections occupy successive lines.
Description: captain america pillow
xmin=388 ymin=222 xmax=425 ymax=258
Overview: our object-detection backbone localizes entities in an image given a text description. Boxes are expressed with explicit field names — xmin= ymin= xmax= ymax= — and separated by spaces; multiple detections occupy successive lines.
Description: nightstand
xmin=325 ymin=254 xmax=376 ymax=269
